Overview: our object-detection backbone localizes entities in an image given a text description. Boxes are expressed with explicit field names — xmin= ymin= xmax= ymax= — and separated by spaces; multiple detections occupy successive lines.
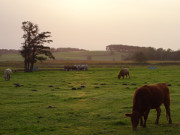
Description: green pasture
xmin=0 ymin=66 xmax=180 ymax=135
xmin=0 ymin=54 xmax=23 ymax=61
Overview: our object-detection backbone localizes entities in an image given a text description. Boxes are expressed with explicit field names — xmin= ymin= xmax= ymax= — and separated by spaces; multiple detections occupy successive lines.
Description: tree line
xmin=127 ymin=47 xmax=180 ymax=62
xmin=0 ymin=47 xmax=87 ymax=55
xmin=132 ymin=47 xmax=180 ymax=62
xmin=106 ymin=44 xmax=180 ymax=62
xmin=0 ymin=49 xmax=19 ymax=55
xmin=50 ymin=47 xmax=87 ymax=52
xmin=106 ymin=44 xmax=143 ymax=53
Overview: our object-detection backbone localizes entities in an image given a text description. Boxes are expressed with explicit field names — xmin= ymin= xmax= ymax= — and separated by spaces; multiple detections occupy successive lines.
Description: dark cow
xmin=64 ymin=65 xmax=77 ymax=71
xmin=118 ymin=68 xmax=130 ymax=79
xmin=64 ymin=65 xmax=88 ymax=71
xmin=125 ymin=83 xmax=172 ymax=130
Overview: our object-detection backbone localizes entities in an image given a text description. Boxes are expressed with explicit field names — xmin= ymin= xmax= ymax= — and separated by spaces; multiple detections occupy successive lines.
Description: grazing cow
xmin=118 ymin=68 xmax=130 ymax=79
xmin=82 ymin=64 xmax=88 ymax=71
xmin=125 ymin=83 xmax=172 ymax=130
xmin=79 ymin=64 xmax=88 ymax=71
xmin=64 ymin=65 xmax=75 ymax=71
xmin=4 ymin=68 xmax=12 ymax=81
xmin=64 ymin=64 xmax=88 ymax=71
xmin=64 ymin=65 xmax=68 ymax=71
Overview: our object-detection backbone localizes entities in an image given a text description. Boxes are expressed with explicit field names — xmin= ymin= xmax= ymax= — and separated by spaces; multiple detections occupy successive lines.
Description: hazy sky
xmin=0 ymin=0 xmax=180 ymax=50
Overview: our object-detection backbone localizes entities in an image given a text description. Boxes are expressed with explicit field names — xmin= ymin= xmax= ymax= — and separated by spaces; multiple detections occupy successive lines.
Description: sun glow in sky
xmin=0 ymin=0 xmax=180 ymax=50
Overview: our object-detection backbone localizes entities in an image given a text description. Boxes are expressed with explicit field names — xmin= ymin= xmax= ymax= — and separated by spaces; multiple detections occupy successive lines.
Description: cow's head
xmin=125 ymin=112 xmax=141 ymax=130
xmin=118 ymin=74 xmax=121 ymax=79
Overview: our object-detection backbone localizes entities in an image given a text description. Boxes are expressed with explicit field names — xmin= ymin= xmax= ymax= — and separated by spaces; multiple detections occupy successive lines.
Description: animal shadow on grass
xmin=32 ymin=89 xmax=38 ymax=91
xmin=71 ymin=85 xmax=86 ymax=90
xmin=47 ymin=106 xmax=56 ymax=109
xmin=72 ymin=88 xmax=76 ymax=90
xmin=14 ymin=83 xmax=23 ymax=87
xmin=80 ymin=85 xmax=86 ymax=88
xmin=155 ymin=123 xmax=179 ymax=129
xmin=113 ymin=121 xmax=128 ymax=126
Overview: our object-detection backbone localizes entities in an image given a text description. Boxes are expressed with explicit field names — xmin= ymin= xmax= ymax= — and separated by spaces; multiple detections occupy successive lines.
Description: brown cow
xmin=118 ymin=68 xmax=130 ymax=79
xmin=125 ymin=83 xmax=172 ymax=130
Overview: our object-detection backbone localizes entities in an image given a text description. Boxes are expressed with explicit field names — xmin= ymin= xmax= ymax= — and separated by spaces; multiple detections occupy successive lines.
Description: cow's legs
xmin=140 ymin=117 xmax=143 ymax=127
xmin=164 ymin=102 xmax=172 ymax=124
xmin=143 ymin=109 xmax=150 ymax=128
xmin=155 ymin=107 xmax=161 ymax=124
xmin=4 ymin=75 xmax=8 ymax=81
xmin=7 ymin=74 xmax=10 ymax=80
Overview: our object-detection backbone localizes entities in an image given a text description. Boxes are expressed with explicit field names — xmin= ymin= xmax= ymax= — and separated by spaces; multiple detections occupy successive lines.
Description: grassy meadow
xmin=0 ymin=66 xmax=180 ymax=135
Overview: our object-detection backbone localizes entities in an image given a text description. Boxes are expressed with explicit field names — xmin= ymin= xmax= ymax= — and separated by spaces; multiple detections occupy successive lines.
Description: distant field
xmin=0 ymin=53 xmax=23 ymax=61
xmin=1 ymin=51 xmax=180 ymax=70
xmin=0 ymin=66 xmax=180 ymax=135
xmin=0 ymin=51 xmax=125 ymax=61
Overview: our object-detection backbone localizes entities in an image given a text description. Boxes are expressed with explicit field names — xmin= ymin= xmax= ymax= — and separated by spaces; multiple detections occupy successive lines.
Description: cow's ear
xmin=125 ymin=113 xmax=132 ymax=117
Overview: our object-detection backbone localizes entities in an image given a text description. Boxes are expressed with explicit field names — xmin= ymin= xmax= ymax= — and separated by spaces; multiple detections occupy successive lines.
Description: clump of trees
xmin=106 ymin=44 xmax=143 ymax=53
xmin=20 ymin=21 xmax=55 ymax=72
xmin=106 ymin=44 xmax=180 ymax=62
xmin=132 ymin=47 xmax=180 ymax=62
xmin=133 ymin=52 xmax=147 ymax=63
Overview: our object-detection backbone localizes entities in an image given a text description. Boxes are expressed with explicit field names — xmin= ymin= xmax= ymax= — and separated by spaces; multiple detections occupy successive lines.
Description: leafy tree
xmin=133 ymin=52 xmax=147 ymax=63
xmin=20 ymin=21 xmax=55 ymax=72
xmin=156 ymin=48 xmax=164 ymax=60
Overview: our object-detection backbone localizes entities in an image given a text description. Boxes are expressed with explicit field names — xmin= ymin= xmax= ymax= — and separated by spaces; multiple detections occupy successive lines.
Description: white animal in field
xmin=4 ymin=68 xmax=12 ymax=81
xmin=81 ymin=64 xmax=88 ymax=70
